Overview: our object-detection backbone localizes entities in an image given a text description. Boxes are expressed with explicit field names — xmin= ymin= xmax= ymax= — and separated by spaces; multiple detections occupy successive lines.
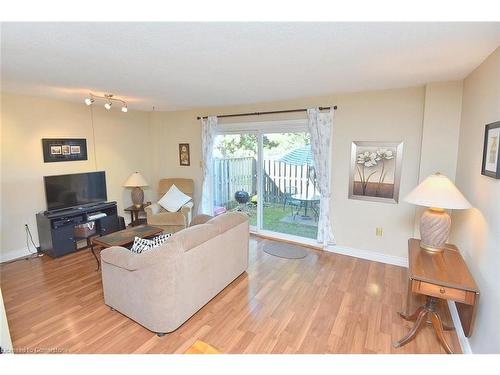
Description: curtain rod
xmin=196 ymin=106 xmax=337 ymax=120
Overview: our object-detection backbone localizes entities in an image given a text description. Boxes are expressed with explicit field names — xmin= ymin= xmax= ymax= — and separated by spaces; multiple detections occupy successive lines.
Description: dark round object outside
xmin=234 ymin=191 xmax=250 ymax=204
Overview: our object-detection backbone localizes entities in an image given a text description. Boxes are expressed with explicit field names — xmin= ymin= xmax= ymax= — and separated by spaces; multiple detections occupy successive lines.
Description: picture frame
xmin=70 ymin=145 xmax=81 ymax=154
xmin=481 ymin=121 xmax=500 ymax=179
xmin=42 ymin=138 xmax=87 ymax=162
xmin=50 ymin=145 xmax=62 ymax=155
xmin=179 ymin=143 xmax=190 ymax=166
xmin=348 ymin=141 xmax=404 ymax=204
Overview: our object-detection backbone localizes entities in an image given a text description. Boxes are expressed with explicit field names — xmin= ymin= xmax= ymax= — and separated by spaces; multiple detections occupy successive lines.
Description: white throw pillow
xmin=158 ymin=184 xmax=192 ymax=212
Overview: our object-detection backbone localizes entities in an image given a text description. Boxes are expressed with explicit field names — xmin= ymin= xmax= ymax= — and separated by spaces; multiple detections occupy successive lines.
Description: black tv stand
xmin=36 ymin=201 xmax=120 ymax=258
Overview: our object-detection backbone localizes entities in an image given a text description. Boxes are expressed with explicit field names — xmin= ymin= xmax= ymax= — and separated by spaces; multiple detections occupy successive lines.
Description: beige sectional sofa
xmin=100 ymin=212 xmax=249 ymax=335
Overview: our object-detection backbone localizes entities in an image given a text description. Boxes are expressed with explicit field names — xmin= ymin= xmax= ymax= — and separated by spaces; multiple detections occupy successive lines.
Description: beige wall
xmin=413 ymin=81 xmax=464 ymax=236
xmin=151 ymin=86 xmax=427 ymax=258
xmin=419 ymin=81 xmax=463 ymax=181
xmin=450 ymin=47 xmax=500 ymax=353
xmin=1 ymin=93 xmax=152 ymax=261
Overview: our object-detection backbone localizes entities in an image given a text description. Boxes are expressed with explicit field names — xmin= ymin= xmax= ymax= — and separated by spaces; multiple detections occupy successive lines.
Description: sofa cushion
xmin=189 ymin=214 xmax=214 ymax=227
xmin=170 ymin=223 xmax=220 ymax=252
xmin=158 ymin=184 xmax=192 ymax=212
xmin=206 ymin=212 xmax=249 ymax=234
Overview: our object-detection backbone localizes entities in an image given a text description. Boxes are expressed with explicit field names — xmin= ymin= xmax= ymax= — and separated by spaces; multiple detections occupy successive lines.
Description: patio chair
xmin=282 ymin=186 xmax=303 ymax=218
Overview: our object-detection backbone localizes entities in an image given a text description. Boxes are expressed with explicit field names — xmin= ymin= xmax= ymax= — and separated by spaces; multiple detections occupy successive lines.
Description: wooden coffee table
xmin=90 ymin=225 xmax=163 ymax=270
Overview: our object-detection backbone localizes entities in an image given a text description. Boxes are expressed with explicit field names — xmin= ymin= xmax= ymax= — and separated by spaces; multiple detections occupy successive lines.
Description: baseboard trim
xmin=447 ymin=300 xmax=473 ymax=354
xmin=0 ymin=247 xmax=34 ymax=264
xmin=250 ymin=230 xmax=322 ymax=251
xmin=325 ymin=244 xmax=408 ymax=268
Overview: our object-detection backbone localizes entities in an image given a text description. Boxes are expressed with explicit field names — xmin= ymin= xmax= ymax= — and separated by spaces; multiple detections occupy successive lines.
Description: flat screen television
xmin=44 ymin=171 xmax=107 ymax=211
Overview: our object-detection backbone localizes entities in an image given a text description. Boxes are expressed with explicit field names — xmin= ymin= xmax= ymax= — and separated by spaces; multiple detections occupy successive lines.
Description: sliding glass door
xmin=261 ymin=132 xmax=318 ymax=239
xmin=212 ymin=122 xmax=318 ymax=241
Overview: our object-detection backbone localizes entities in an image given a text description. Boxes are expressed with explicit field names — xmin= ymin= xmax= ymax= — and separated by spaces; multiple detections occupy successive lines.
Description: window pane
xmin=212 ymin=134 xmax=257 ymax=226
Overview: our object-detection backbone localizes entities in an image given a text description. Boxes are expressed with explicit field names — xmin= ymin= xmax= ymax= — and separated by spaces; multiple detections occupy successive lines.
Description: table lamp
xmin=123 ymin=172 xmax=149 ymax=208
xmin=405 ymin=172 xmax=471 ymax=252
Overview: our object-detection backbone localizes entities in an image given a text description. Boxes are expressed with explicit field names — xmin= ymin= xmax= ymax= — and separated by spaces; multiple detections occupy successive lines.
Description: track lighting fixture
xmin=84 ymin=92 xmax=128 ymax=113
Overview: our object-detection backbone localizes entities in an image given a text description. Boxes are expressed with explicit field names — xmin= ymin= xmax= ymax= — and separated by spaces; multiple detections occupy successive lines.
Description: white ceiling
xmin=1 ymin=22 xmax=500 ymax=111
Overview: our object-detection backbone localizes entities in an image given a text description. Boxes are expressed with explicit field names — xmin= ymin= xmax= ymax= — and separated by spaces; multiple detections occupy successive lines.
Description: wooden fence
xmin=213 ymin=157 xmax=317 ymax=207
xmin=263 ymin=159 xmax=317 ymax=203
xmin=214 ymin=157 xmax=256 ymax=208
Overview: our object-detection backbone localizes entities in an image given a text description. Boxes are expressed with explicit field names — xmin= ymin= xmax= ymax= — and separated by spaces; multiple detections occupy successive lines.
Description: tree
xmin=216 ymin=134 xmax=279 ymax=158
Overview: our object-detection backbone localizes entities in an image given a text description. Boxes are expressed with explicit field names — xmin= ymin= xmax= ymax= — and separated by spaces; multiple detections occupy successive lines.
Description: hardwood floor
xmin=0 ymin=236 xmax=461 ymax=354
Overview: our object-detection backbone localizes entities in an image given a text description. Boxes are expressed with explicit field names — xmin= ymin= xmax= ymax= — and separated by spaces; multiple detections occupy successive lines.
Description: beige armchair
xmin=145 ymin=178 xmax=194 ymax=233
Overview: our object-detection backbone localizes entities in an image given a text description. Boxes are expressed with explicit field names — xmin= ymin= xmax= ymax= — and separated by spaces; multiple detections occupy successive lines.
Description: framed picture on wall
xmin=481 ymin=121 xmax=500 ymax=179
xmin=179 ymin=143 xmax=190 ymax=166
xmin=348 ymin=141 xmax=404 ymax=204
xmin=42 ymin=138 xmax=87 ymax=162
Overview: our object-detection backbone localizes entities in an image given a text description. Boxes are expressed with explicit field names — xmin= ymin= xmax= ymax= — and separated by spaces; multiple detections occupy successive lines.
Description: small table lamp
xmin=123 ymin=172 xmax=149 ymax=208
xmin=405 ymin=172 xmax=471 ymax=252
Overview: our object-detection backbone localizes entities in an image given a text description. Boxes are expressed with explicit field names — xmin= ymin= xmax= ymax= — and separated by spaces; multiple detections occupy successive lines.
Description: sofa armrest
xmin=101 ymin=245 xmax=173 ymax=271
xmin=180 ymin=201 xmax=193 ymax=225
xmin=145 ymin=203 xmax=163 ymax=216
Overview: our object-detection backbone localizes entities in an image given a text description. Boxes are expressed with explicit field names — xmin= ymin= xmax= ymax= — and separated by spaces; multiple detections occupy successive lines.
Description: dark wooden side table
xmin=394 ymin=238 xmax=480 ymax=354
xmin=124 ymin=202 xmax=150 ymax=227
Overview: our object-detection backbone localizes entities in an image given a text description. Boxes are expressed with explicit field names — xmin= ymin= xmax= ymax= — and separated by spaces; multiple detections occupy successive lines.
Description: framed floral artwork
xmin=481 ymin=121 xmax=500 ymax=179
xmin=348 ymin=141 xmax=404 ymax=203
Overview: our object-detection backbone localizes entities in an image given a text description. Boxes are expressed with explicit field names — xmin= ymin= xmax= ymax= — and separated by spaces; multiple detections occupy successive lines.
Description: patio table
xmin=291 ymin=193 xmax=320 ymax=219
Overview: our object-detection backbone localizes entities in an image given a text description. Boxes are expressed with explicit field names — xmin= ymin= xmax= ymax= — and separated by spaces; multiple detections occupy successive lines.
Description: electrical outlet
xmin=376 ymin=227 xmax=383 ymax=236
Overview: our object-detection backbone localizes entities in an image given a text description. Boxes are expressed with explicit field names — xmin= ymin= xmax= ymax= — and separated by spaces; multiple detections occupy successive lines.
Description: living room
xmin=1 ymin=2 xmax=500 ymax=373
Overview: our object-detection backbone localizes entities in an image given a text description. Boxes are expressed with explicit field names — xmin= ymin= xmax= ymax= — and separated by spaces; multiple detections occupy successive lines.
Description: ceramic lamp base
xmin=131 ymin=187 xmax=144 ymax=208
xmin=419 ymin=208 xmax=451 ymax=252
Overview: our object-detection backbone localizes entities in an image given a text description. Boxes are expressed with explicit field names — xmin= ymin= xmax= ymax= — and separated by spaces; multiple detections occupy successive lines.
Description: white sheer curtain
xmin=199 ymin=116 xmax=218 ymax=215
xmin=307 ymin=108 xmax=335 ymax=247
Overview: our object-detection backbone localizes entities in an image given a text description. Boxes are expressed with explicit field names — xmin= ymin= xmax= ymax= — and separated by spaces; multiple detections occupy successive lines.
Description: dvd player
xmin=87 ymin=212 xmax=107 ymax=221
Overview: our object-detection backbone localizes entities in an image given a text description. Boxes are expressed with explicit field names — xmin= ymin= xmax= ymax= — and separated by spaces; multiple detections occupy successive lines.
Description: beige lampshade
xmin=123 ymin=172 xmax=149 ymax=187
xmin=405 ymin=172 xmax=471 ymax=210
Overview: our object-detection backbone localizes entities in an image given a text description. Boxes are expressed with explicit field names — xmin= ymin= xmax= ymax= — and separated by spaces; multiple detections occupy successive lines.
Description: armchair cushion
xmin=158 ymin=184 xmax=192 ymax=213
xmin=145 ymin=202 xmax=164 ymax=216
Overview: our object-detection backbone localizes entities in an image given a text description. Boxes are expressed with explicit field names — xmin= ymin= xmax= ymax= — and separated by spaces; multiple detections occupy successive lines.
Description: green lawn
xmin=234 ymin=202 xmax=318 ymax=239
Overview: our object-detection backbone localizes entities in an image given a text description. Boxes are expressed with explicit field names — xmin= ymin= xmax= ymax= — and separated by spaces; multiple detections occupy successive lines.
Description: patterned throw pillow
xmin=130 ymin=236 xmax=153 ymax=253
xmin=151 ymin=233 xmax=172 ymax=247
xmin=129 ymin=233 xmax=173 ymax=253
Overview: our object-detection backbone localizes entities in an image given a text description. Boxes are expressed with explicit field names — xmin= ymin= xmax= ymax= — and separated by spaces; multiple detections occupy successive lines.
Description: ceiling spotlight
xmin=121 ymin=105 xmax=128 ymax=113
xmin=104 ymin=102 xmax=112 ymax=110
xmin=84 ymin=98 xmax=94 ymax=106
